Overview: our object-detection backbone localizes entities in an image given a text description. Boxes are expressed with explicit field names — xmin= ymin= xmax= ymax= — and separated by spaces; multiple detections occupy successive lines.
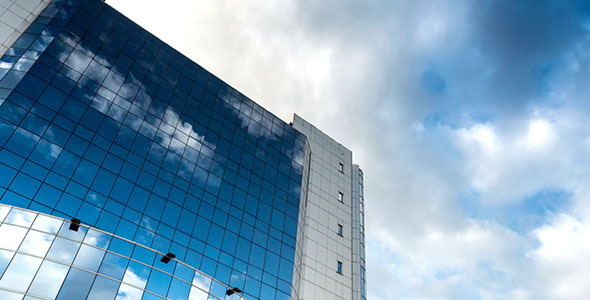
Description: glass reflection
xmin=0 ymin=253 xmax=43 ymax=292
xmin=0 ymin=224 xmax=29 ymax=251
xmin=31 ymin=214 xmax=62 ymax=234
xmin=18 ymin=230 xmax=55 ymax=257
xmin=46 ymin=237 xmax=80 ymax=264
xmin=57 ymin=221 xmax=88 ymax=242
xmin=73 ymin=244 xmax=106 ymax=271
xmin=0 ymin=289 xmax=24 ymax=300
xmin=84 ymin=228 xmax=112 ymax=249
xmin=145 ymin=269 xmax=171 ymax=296
xmin=116 ymin=282 xmax=145 ymax=300
xmin=0 ymin=249 xmax=15 ymax=278
xmin=87 ymin=275 xmax=121 ymax=300
xmin=56 ymin=268 xmax=95 ymax=300
xmin=191 ymin=272 xmax=212 ymax=292
xmin=187 ymin=286 xmax=208 ymax=300
xmin=99 ymin=252 xmax=129 ymax=280
xmin=28 ymin=260 xmax=69 ymax=299
xmin=167 ymin=278 xmax=190 ymax=300
xmin=3 ymin=209 xmax=36 ymax=227
xmin=0 ymin=206 xmax=10 ymax=222
xmin=122 ymin=261 xmax=150 ymax=290
xmin=209 ymin=280 xmax=227 ymax=299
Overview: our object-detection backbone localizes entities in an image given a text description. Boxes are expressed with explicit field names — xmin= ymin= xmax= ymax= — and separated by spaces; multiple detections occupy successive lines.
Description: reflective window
xmin=73 ymin=244 xmax=106 ymax=271
xmin=18 ymin=230 xmax=55 ymax=256
xmin=99 ymin=252 xmax=129 ymax=280
xmin=0 ymin=253 xmax=43 ymax=291
xmin=0 ymin=289 xmax=24 ymax=300
xmin=56 ymin=268 xmax=95 ymax=300
xmin=0 ymin=207 xmax=10 ymax=222
xmin=0 ymin=249 xmax=15 ymax=278
xmin=87 ymin=275 xmax=121 ymax=300
xmin=31 ymin=214 xmax=62 ymax=234
xmin=0 ymin=224 xmax=28 ymax=251
xmin=0 ymin=0 xmax=308 ymax=297
xmin=46 ymin=237 xmax=80 ymax=264
xmin=116 ymin=283 xmax=145 ymax=300
xmin=28 ymin=261 xmax=69 ymax=299
xmin=4 ymin=209 xmax=36 ymax=227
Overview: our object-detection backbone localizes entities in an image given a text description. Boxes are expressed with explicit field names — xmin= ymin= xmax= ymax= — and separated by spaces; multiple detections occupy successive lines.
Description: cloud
xmin=108 ymin=0 xmax=590 ymax=299
xmin=530 ymin=214 xmax=590 ymax=300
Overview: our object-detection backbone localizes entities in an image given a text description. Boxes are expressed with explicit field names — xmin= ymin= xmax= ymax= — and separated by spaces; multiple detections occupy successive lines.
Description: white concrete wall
xmin=0 ymin=0 xmax=49 ymax=56
xmin=292 ymin=114 xmax=356 ymax=300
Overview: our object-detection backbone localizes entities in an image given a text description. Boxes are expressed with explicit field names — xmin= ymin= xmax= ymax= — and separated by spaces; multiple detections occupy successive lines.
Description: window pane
xmin=56 ymin=268 xmax=95 ymax=300
xmin=0 ymin=289 xmax=24 ymax=300
xmin=87 ymin=275 xmax=121 ymax=300
xmin=18 ymin=230 xmax=55 ymax=257
xmin=0 ymin=224 xmax=28 ymax=251
xmin=0 ymin=249 xmax=15 ymax=278
xmin=145 ymin=269 xmax=171 ymax=296
xmin=191 ymin=272 xmax=212 ymax=293
xmin=187 ymin=286 xmax=208 ymax=300
xmin=0 ymin=206 xmax=10 ymax=222
xmin=28 ymin=260 xmax=69 ymax=299
xmin=31 ymin=215 xmax=62 ymax=234
xmin=57 ymin=221 xmax=88 ymax=242
xmin=99 ymin=252 xmax=129 ymax=280
xmin=0 ymin=253 xmax=43 ymax=292
xmin=115 ymin=283 xmax=144 ymax=300
xmin=3 ymin=209 xmax=36 ymax=227
xmin=73 ymin=244 xmax=106 ymax=272
xmin=46 ymin=237 xmax=80 ymax=264
xmin=122 ymin=261 xmax=150 ymax=290
xmin=167 ymin=278 xmax=190 ymax=300
xmin=84 ymin=228 xmax=112 ymax=249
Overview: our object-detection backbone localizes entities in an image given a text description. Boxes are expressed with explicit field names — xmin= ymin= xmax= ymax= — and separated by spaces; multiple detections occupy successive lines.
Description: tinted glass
xmin=0 ymin=0 xmax=307 ymax=298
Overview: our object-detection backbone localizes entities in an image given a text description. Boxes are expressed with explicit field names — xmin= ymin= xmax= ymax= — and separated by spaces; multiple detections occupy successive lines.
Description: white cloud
xmin=106 ymin=1 xmax=590 ymax=300
xmin=530 ymin=214 xmax=590 ymax=300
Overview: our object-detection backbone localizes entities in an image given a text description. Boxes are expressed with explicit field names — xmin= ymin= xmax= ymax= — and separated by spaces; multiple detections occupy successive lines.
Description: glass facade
xmin=0 ymin=204 xmax=246 ymax=300
xmin=0 ymin=0 xmax=307 ymax=299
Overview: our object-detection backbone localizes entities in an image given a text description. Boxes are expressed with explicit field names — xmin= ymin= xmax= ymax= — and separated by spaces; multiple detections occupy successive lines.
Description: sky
xmin=109 ymin=1 xmax=590 ymax=299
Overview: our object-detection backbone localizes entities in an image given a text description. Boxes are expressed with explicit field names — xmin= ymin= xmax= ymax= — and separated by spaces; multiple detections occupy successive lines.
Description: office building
xmin=0 ymin=0 xmax=365 ymax=299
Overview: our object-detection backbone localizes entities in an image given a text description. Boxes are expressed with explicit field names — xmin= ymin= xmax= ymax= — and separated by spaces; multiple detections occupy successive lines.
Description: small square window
xmin=337 ymin=224 xmax=343 ymax=236
xmin=338 ymin=163 xmax=344 ymax=173
xmin=338 ymin=192 xmax=344 ymax=203
xmin=337 ymin=261 xmax=343 ymax=274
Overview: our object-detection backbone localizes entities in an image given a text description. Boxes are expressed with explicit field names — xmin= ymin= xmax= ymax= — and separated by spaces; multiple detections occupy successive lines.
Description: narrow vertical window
xmin=338 ymin=192 xmax=344 ymax=203
xmin=337 ymin=224 xmax=343 ymax=236
xmin=337 ymin=261 xmax=343 ymax=274
xmin=338 ymin=163 xmax=344 ymax=173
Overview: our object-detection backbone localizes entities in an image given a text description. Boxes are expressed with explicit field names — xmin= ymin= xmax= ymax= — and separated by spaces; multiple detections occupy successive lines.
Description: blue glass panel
xmin=87 ymin=275 xmax=120 ymax=300
xmin=56 ymin=268 xmax=95 ymax=300
xmin=28 ymin=260 xmax=69 ymax=299
xmin=99 ymin=252 xmax=129 ymax=280
xmin=145 ymin=268 xmax=172 ymax=296
xmin=46 ymin=237 xmax=80 ymax=264
xmin=167 ymin=278 xmax=190 ymax=300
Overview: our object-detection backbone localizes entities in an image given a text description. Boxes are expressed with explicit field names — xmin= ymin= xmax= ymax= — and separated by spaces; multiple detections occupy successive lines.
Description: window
xmin=337 ymin=261 xmax=342 ymax=274
xmin=337 ymin=224 xmax=343 ymax=236
xmin=338 ymin=192 xmax=343 ymax=203
xmin=338 ymin=163 xmax=344 ymax=173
